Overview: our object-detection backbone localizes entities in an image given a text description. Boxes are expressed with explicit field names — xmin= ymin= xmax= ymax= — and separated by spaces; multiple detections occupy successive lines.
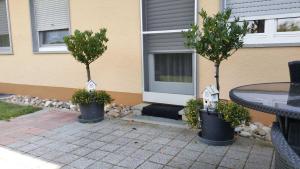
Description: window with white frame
xmin=30 ymin=0 xmax=70 ymax=52
xmin=226 ymin=0 xmax=300 ymax=46
xmin=0 ymin=0 xmax=12 ymax=54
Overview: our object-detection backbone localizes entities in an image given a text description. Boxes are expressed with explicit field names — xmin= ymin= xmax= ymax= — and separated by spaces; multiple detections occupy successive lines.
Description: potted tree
xmin=64 ymin=29 xmax=112 ymax=123
xmin=183 ymin=9 xmax=250 ymax=145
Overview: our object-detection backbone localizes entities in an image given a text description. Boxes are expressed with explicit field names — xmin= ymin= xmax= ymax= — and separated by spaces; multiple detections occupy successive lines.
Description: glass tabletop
xmin=230 ymin=82 xmax=300 ymax=119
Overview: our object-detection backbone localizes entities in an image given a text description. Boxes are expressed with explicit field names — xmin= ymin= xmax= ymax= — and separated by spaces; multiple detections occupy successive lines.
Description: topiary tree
xmin=184 ymin=9 xmax=248 ymax=96
xmin=64 ymin=29 xmax=108 ymax=82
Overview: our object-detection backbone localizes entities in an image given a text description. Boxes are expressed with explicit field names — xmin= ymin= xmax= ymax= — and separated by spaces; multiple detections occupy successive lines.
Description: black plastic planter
xmin=198 ymin=110 xmax=235 ymax=146
xmin=78 ymin=102 xmax=104 ymax=123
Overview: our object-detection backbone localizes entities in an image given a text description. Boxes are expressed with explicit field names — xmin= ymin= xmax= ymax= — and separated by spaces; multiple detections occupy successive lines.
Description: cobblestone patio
xmin=0 ymin=110 xmax=275 ymax=169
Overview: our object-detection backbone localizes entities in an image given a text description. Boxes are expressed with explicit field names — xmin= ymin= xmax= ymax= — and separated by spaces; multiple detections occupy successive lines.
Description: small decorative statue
xmin=203 ymin=85 xmax=219 ymax=111
xmin=86 ymin=80 xmax=97 ymax=92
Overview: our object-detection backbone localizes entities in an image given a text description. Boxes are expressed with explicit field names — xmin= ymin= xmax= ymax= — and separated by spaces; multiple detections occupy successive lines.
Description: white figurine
xmin=203 ymin=85 xmax=219 ymax=111
xmin=86 ymin=80 xmax=97 ymax=92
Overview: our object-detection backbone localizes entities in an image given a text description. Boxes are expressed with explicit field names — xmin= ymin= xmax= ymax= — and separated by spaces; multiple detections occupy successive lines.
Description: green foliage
xmin=64 ymin=29 xmax=109 ymax=81
xmin=72 ymin=89 xmax=113 ymax=105
xmin=184 ymin=99 xmax=203 ymax=128
xmin=184 ymin=9 xmax=248 ymax=64
xmin=217 ymin=101 xmax=251 ymax=128
xmin=0 ymin=101 xmax=41 ymax=121
xmin=183 ymin=9 xmax=248 ymax=92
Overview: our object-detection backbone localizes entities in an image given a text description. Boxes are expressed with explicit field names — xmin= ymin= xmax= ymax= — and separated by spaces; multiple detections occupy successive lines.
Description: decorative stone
xmin=45 ymin=101 xmax=52 ymax=107
xmin=240 ymin=131 xmax=251 ymax=137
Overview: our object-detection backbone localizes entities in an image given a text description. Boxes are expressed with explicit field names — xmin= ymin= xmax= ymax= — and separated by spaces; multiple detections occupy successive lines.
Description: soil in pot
xmin=199 ymin=110 xmax=235 ymax=146
xmin=78 ymin=102 xmax=104 ymax=123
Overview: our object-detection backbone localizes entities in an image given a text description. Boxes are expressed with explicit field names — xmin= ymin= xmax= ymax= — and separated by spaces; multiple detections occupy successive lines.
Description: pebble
xmin=2 ymin=95 xmax=133 ymax=119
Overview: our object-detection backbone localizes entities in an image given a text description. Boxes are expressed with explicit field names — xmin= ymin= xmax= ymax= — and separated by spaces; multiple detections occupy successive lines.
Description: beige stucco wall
xmin=198 ymin=0 xmax=300 ymax=100
xmin=0 ymin=0 xmax=299 ymax=105
xmin=0 ymin=0 xmax=142 ymax=94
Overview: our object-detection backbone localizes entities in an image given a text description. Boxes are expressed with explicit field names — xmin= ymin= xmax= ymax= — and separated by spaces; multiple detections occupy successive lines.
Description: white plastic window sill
xmin=243 ymin=33 xmax=300 ymax=47
xmin=38 ymin=46 xmax=68 ymax=53
xmin=0 ymin=47 xmax=13 ymax=55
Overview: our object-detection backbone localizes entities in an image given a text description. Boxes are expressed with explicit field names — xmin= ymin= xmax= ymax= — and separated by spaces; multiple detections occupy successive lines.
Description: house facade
xmin=0 ymin=0 xmax=299 ymax=124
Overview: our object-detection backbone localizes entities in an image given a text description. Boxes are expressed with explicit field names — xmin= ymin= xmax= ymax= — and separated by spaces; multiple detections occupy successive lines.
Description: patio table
xmin=230 ymin=82 xmax=300 ymax=169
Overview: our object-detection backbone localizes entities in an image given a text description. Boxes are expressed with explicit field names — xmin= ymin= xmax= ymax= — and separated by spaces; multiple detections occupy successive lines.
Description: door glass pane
xmin=154 ymin=53 xmax=192 ymax=83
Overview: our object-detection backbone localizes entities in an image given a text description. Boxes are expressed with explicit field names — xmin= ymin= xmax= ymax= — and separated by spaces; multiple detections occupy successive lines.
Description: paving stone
xmin=151 ymin=137 xmax=172 ymax=144
xmin=86 ymin=133 xmax=104 ymax=140
xmin=168 ymin=157 xmax=193 ymax=169
xmin=102 ymin=153 xmax=127 ymax=165
xmin=99 ymin=143 xmax=120 ymax=152
xmin=115 ymin=146 xmax=138 ymax=156
xmin=204 ymin=146 xmax=229 ymax=156
xmin=28 ymin=146 xmax=53 ymax=157
xmin=137 ymin=134 xmax=156 ymax=141
xmin=219 ymin=157 xmax=246 ymax=169
xmin=176 ymin=149 xmax=202 ymax=161
xmin=7 ymin=141 xmax=29 ymax=149
xmin=118 ymin=157 xmax=145 ymax=168
xmin=247 ymin=153 xmax=272 ymax=165
xmin=142 ymin=142 xmax=164 ymax=152
xmin=60 ymin=165 xmax=77 ymax=169
xmin=69 ymin=157 xmax=95 ymax=169
xmin=251 ymin=144 xmax=274 ymax=156
xmin=244 ymin=161 xmax=271 ymax=169
xmin=185 ymin=142 xmax=208 ymax=152
xmin=85 ymin=141 xmax=106 ymax=149
xmin=131 ymin=149 xmax=154 ymax=160
xmin=18 ymin=143 xmax=40 ymax=152
xmin=111 ymin=166 xmax=127 ymax=169
xmin=98 ymin=135 xmax=118 ymax=142
xmin=197 ymin=153 xmax=223 ymax=165
xmin=59 ymin=144 xmax=80 ymax=153
xmin=111 ymin=130 xmax=128 ymax=137
xmin=123 ymin=132 xmax=141 ymax=139
xmin=224 ymin=149 xmax=249 ymax=160
xmin=137 ymin=161 xmax=164 ymax=169
xmin=40 ymin=150 xmax=65 ymax=161
xmin=127 ymin=139 xmax=148 ymax=148
xmin=86 ymin=161 xmax=113 ymax=169
xmin=162 ymin=166 xmax=176 ymax=169
xmin=73 ymin=138 xmax=94 ymax=146
xmin=159 ymin=146 xmax=182 ymax=156
xmin=167 ymin=140 xmax=188 ymax=148
xmin=54 ymin=154 xmax=80 ymax=165
xmin=112 ymin=137 xmax=133 ymax=146
xmin=190 ymin=161 xmax=217 ymax=169
xmin=86 ymin=149 xmax=110 ymax=160
xmin=149 ymin=153 xmax=174 ymax=165
xmin=71 ymin=147 xmax=94 ymax=156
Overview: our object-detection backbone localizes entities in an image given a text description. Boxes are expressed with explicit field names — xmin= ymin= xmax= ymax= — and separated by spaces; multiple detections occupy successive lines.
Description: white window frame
xmin=0 ymin=0 xmax=13 ymax=55
xmin=140 ymin=0 xmax=198 ymax=105
xmin=235 ymin=13 xmax=300 ymax=47
xmin=31 ymin=0 xmax=71 ymax=53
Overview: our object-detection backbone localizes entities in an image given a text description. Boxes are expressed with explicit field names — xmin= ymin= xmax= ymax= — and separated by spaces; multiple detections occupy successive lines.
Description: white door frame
xmin=140 ymin=0 xmax=198 ymax=106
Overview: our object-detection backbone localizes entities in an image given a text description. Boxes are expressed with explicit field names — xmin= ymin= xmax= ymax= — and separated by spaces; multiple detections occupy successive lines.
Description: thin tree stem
xmin=215 ymin=63 xmax=220 ymax=99
xmin=86 ymin=64 xmax=91 ymax=82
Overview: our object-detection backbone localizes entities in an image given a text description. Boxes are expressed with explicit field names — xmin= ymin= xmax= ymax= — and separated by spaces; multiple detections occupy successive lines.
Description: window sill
xmin=37 ymin=46 xmax=68 ymax=53
xmin=243 ymin=33 xmax=300 ymax=48
xmin=0 ymin=48 xmax=13 ymax=55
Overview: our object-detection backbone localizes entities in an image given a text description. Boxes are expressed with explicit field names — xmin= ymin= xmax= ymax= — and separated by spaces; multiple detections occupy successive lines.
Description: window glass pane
xmin=277 ymin=17 xmax=300 ymax=32
xmin=0 ymin=34 xmax=9 ymax=47
xmin=238 ymin=20 xmax=265 ymax=33
xmin=39 ymin=29 xmax=69 ymax=45
xmin=154 ymin=53 xmax=192 ymax=83
xmin=247 ymin=20 xmax=265 ymax=33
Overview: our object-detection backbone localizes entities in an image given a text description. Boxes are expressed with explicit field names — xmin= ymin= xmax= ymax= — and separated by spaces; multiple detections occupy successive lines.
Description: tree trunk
xmin=86 ymin=64 xmax=91 ymax=82
xmin=215 ymin=63 xmax=220 ymax=98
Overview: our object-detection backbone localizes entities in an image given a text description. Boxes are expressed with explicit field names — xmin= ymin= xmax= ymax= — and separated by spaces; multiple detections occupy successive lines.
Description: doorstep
xmin=123 ymin=103 xmax=188 ymax=129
